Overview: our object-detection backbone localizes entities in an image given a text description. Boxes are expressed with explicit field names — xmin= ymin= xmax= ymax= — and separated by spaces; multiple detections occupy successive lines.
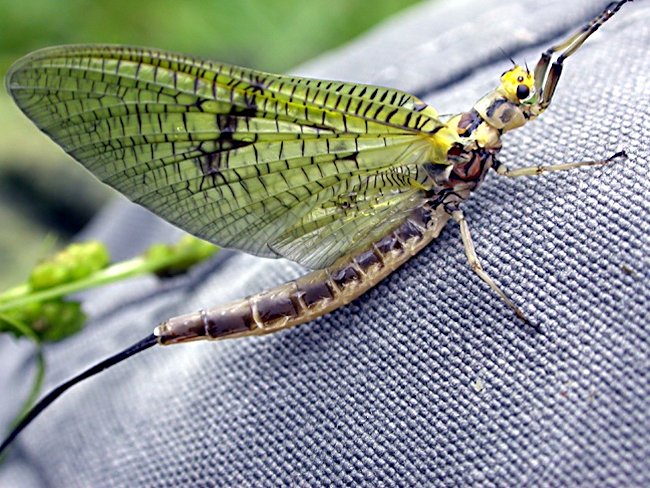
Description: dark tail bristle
xmin=0 ymin=333 xmax=158 ymax=457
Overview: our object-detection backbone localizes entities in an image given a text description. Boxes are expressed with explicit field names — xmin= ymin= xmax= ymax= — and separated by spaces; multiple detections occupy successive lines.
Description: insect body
xmin=0 ymin=0 xmax=631 ymax=454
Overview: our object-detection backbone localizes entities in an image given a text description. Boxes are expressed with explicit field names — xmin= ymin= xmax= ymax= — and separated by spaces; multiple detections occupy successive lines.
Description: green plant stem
xmin=12 ymin=347 xmax=46 ymax=429
xmin=0 ymin=284 xmax=30 ymax=304
xmin=0 ymin=249 xmax=217 ymax=313
xmin=0 ymin=240 xmax=217 ymax=462
xmin=0 ymin=313 xmax=46 ymax=437
xmin=0 ymin=312 xmax=38 ymax=340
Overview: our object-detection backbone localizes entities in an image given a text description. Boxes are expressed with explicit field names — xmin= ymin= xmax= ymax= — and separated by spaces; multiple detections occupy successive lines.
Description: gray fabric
xmin=1 ymin=0 xmax=649 ymax=486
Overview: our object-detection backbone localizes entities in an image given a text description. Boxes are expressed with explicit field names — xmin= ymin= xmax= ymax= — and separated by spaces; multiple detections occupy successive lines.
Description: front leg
xmin=532 ymin=1 xmax=631 ymax=112
xmin=495 ymin=151 xmax=626 ymax=178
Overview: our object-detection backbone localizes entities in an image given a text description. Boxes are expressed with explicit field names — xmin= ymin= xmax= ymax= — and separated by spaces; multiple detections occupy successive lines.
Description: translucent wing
xmin=271 ymin=180 xmax=425 ymax=269
xmin=6 ymin=45 xmax=452 ymax=268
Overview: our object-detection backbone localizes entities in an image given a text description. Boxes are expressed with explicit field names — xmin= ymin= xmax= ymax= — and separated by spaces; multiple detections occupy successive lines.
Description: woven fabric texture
xmin=1 ymin=0 xmax=648 ymax=486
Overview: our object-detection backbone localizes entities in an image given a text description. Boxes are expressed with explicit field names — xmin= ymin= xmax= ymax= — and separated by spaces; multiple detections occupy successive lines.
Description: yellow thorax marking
xmin=428 ymin=125 xmax=461 ymax=162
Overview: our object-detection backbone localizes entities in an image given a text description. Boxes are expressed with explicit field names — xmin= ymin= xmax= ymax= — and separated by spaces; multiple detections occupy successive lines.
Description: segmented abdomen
xmin=154 ymin=204 xmax=449 ymax=345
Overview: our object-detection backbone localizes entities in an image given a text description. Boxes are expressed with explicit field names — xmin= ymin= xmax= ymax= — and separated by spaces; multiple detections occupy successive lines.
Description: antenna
xmin=0 ymin=333 xmax=158 ymax=456
xmin=499 ymin=47 xmax=517 ymax=66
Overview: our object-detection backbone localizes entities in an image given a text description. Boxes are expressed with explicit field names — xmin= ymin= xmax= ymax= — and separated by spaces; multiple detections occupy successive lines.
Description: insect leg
xmin=450 ymin=210 xmax=529 ymax=323
xmin=534 ymin=0 xmax=631 ymax=110
xmin=495 ymin=151 xmax=626 ymax=178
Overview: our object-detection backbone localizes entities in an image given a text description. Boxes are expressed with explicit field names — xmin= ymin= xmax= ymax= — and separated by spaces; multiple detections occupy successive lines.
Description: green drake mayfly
xmin=0 ymin=0 xmax=632 ymax=454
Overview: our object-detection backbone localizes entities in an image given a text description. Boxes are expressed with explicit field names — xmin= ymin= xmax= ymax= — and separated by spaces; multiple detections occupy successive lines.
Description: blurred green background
xmin=0 ymin=0 xmax=423 ymax=289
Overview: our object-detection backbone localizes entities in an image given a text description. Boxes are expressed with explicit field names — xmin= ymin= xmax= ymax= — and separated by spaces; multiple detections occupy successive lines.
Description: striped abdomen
xmin=154 ymin=204 xmax=450 ymax=345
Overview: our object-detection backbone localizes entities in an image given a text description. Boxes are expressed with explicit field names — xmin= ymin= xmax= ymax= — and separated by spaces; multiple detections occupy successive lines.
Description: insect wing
xmin=6 ymin=45 xmax=447 ymax=268
xmin=271 ymin=185 xmax=425 ymax=269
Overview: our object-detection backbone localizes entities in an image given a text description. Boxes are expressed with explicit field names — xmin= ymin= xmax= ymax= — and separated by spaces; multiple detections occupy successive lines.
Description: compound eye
xmin=516 ymin=84 xmax=530 ymax=100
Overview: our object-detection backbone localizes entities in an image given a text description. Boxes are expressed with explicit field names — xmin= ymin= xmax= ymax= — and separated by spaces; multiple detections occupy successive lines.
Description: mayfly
xmin=0 ymin=0 xmax=632 ymax=455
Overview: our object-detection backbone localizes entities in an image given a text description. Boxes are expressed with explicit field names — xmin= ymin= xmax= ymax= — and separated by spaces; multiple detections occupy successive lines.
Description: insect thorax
xmin=427 ymin=73 xmax=539 ymax=203
xmin=423 ymin=107 xmax=503 ymax=205
xmin=454 ymin=65 xmax=538 ymax=146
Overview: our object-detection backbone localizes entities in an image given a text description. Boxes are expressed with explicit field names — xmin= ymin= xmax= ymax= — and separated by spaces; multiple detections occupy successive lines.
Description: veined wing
xmin=271 ymin=181 xmax=425 ymax=269
xmin=6 ymin=45 xmax=455 ymax=268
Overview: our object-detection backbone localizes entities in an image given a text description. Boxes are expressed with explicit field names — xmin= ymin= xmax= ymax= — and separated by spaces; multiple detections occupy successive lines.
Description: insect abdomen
xmin=155 ymin=204 xmax=450 ymax=345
